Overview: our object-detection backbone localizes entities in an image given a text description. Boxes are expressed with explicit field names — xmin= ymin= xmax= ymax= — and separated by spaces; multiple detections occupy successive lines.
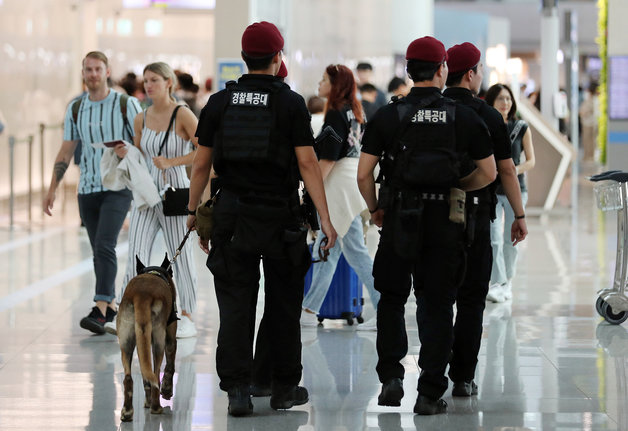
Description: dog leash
xmin=167 ymin=226 xmax=194 ymax=271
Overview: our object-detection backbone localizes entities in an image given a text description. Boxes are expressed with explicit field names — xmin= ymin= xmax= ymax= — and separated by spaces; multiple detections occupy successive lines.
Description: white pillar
xmin=391 ymin=0 xmax=434 ymax=53
xmin=540 ymin=1 xmax=560 ymax=130
xmin=70 ymin=0 xmax=98 ymax=95
xmin=213 ymin=0 xmax=253 ymax=84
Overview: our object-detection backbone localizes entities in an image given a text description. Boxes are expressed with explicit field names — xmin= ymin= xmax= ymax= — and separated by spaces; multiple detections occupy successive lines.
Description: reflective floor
xmin=2 ymin=169 xmax=628 ymax=430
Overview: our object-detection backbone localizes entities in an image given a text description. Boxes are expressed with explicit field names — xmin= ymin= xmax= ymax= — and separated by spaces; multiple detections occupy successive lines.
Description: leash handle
xmin=168 ymin=226 xmax=193 ymax=269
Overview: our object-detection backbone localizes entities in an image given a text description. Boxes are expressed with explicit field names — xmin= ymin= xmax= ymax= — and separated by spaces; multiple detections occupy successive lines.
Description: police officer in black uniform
xmin=357 ymin=36 xmax=496 ymax=415
xmin=443 ymin=42 xmax=528 ymax=397
xmin=186 ymin=21 xmax=337 ymax=417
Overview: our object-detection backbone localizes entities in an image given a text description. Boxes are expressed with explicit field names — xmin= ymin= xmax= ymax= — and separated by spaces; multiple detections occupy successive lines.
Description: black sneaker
xmin=270 ymin=385 xmax=309 ymax=410
xmin=250 ymin=383 xmax=272 ymax=397
xmin=413 ymin=395 xmax=447 ymax=415
xmin=378 ymin=378 xmax=404 ymax=406
xmin=451 ymin=380 xmax=478 ymax=397
xmin=227 ymin=384 xmax=253 ymax=416
xmin=80 ymin=306 xmax=106 ymax=334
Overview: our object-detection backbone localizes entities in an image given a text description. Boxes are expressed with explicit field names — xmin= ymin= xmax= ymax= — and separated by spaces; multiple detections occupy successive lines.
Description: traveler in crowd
xmin=359 ymin=83 xmax=379 ymax=121
xmin=175 ymin=71 xmax=201 ymax=117
xmin=357 ymin=36 xmax=496 ymax=415
xmin=105 ymin=61 xmax=199 ymax=339
xmin=443 ymin=42 xmax=527 ymax=398
xmin=355 ymin=62 xmax=387 ymax=109
xmin=301 ymin=64 xmax=379 ymax=330
xmin=43 ymin=51 xmax=141 ymax=334
xmin=579 ymin=81 xmax=599 ymax=162
xmin=186 ymin=21 xmax=336 ymax=417
xmin=485 ymin=83 xmax=535 ymax=302
xmin=387 ymin=77 xmax=410 ymax=99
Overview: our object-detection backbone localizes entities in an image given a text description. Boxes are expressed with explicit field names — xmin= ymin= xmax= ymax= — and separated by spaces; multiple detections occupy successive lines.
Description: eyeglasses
xmin=312 ymin=237 xmax=330 ymax=263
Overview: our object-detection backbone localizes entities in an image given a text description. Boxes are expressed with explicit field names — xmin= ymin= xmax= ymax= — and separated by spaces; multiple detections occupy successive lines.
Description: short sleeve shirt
xmin=316 ymin=107 xmax=363 ymax=161
xmin=63 ymin=90 xmax=141 ymax=194
xmin=443 ymin=87 xmax=511 ymax=161
xmin=195 ymin=74 xmax=314 ymax=193
xmin=361 ymin=87 xmax=493 ymax=165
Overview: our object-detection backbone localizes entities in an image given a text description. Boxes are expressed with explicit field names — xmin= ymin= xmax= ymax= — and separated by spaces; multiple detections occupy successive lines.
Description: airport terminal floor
xmin=1 ymin=168 xmax=628 ymax=431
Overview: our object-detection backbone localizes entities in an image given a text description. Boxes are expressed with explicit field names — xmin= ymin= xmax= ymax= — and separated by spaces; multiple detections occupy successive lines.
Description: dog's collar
xmin=139 ymin=266 xmax=171 ymax=284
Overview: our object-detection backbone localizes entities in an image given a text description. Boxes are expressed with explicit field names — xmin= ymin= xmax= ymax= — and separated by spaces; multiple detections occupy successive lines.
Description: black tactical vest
xmin=214 ymin=80 xmax=294 ymax=190
xmin=384 ymin=94 xmax=459 ymax=190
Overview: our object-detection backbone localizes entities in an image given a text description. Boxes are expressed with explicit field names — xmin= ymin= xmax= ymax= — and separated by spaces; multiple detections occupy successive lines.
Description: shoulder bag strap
xmin=509 ymin=120 xmax=525 ymax=144
xmin=158 ymin=105 xmax=182 ymax=156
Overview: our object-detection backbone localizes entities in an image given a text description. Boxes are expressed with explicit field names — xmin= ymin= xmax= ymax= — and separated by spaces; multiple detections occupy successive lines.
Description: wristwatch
xmin=187 ymin=208 xmax=196 ymax=216
xmin=515 ymin=214 xmax=525 ymax=219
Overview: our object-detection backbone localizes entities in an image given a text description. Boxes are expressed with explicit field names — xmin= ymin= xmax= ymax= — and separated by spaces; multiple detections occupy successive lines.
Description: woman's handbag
xmin=158 ymin=105 xmax=189 ymax=217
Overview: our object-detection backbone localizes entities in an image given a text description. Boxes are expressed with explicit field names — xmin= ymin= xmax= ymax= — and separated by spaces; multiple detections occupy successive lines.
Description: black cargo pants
xmin=449 ymin=203 xmax=493 ymax=383
xmin=207 ymin=190 xmax=310 ymax=391
xmin=374 ymin=201 xmax=465 ymax=400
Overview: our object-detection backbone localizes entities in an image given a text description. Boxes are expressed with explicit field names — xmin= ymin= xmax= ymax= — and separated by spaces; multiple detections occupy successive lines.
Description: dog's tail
xmin=134 ymin=296 xmax=159 ymax=390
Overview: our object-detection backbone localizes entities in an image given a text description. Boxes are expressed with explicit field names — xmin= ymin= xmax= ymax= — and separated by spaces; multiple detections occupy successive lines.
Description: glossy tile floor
xmin=2 ymin=168 xmax=628 ymax=430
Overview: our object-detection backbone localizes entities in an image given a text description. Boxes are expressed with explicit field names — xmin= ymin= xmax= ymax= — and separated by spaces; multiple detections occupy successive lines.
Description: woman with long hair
xmin=484 ymin=83 xmax=535 ymax=302
xmin=108 ymin=62 xmax=200 ymax=337
xmin=301 ymin=64 xmax=380 ymax=329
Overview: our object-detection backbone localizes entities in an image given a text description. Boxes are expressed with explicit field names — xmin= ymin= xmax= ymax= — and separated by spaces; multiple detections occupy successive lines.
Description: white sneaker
xmin=176 ymin=315 xmax=197 ymax=338
xmin=502 ymin=280 xmax=513 ymax=300
xmin=486 ymin=283 xmax=506 ymax=303
xmin=104 ymin=320 xmax=117 ymax=335
xmin=300 ymin=310 xmax=320 ymax=327
xmin=357 ymin=316 xmax=377 ymax=331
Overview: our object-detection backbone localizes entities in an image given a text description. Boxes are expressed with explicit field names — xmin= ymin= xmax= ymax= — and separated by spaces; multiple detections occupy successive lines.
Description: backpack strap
xmin=119 ymin=93 xmax=134 ymax=139
xmin=71 ymin=96 xmax=84 ymax=125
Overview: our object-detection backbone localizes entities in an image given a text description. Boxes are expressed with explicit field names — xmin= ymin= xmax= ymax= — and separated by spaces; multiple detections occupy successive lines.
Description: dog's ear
xmin=160 ymin=253 xmax=174 ymax=277
xmin=136 ymin=255 xmax=145 ymax=274
xmin=161 ymin=253 xmax=174 ymax=277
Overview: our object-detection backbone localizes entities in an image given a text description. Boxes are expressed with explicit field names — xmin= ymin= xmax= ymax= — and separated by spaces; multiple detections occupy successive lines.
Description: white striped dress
xmin=118 ymin=107 xmax=197 ymax=313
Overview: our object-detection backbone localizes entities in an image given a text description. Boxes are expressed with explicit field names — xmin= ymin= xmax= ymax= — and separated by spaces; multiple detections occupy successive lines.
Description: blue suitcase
xmin=304 ymin=247 xmax=364 ymax=325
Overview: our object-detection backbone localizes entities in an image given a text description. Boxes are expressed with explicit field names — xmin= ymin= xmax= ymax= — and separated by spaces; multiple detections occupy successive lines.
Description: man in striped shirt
xmin=43 ymin=51 xmax=141 ymax=334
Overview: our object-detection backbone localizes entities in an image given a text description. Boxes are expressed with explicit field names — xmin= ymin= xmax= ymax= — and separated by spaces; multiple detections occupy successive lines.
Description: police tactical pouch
xmin=195 ymin=196 xmax=216 ymax=241
xmin=449 ymin=187 xmax=466 ymax=224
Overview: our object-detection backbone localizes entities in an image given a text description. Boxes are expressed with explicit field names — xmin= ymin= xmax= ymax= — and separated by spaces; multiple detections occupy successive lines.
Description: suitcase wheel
xmin=357 ymin=315 xmax=364 ymax=324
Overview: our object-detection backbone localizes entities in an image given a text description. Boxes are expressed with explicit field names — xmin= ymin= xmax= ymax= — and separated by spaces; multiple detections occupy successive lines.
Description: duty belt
xmin=420 ymin=192 xmax=447 ymax=201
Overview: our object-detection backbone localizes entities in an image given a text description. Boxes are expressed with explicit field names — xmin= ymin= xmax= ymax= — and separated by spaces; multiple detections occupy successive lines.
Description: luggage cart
xmin=590 ymin=170 xmax=628 ymax=324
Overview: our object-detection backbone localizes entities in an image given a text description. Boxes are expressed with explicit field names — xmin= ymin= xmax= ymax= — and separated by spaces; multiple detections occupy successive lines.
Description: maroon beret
xmin=447 ymin=42 xmax=481 ymax=74
xmin=406 ymin=36 xmax=447 ymax=62
xmin=241 ymin=21 xmax=284 ymax=57
xmin=277 ymin=61 xmax=287 ymax=78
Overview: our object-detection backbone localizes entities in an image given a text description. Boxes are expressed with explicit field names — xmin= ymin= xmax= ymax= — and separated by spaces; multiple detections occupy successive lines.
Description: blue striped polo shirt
xmin=63 ymin=90 xmax=141 ymax=194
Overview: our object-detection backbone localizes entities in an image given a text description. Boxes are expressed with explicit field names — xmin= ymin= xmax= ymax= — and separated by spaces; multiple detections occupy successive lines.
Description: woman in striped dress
xmin=109 ymin=62 xmax=199 ymax=338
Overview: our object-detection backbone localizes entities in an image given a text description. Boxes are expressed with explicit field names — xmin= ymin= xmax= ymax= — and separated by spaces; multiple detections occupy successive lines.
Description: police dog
xmin=117 ymin=254 xmax=177 ymax=422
